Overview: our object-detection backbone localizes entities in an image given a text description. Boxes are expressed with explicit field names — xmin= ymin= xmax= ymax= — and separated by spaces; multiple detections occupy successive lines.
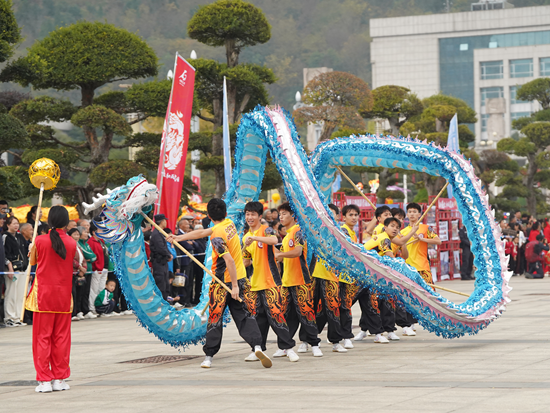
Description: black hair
xmin=536 ymin=234 xmax=544 ymax=242
xmin=384 ymin=217 xmax=401 ymax=228
xmin=532 ymin=222 xmax=540 ymax=231
xmin=67 ymin=228 xmax=81 ymax=237
xmin=271 ymin=208 xmax=278 ymax=213
xmin=391 ymin=207 xmax=406 ymax=218
xmin=342 ymin=204 xmax=360 ymax=216
xmin=244 ymin=201 xmax=264 ymax=216
xmin=375 ymin=205 xmax=391 ymax=218
xmin=39 ymin=223 xmax=50 ymax=235
xmin=48 ymin=205 xmax=69 ymax=260
xmin=3 ymin=216 xmax=18 ymax=231
xmin=278 ymin=223 xmax=285 ymax=231
xmin=328 ymin=203 xmax=339 ymax=215
xmin=26 ymin=205 xmax=38 ymax=222
xmin=143 ymin=230 xmax=151 ymax=242
xmin=89 ymin=222 xmax=98 ymax=234
xmin=277 ymin=202 xmax=293 ymax=214
xmin=0 ymin=200 xmax=8 ymax=205
xmin=165 ymin=228 xmax=172 ymax=234
xmin=406 ymin=202 xmax=422 ymax=213
xmin=207 ymin=198 xmax=227 ymax=221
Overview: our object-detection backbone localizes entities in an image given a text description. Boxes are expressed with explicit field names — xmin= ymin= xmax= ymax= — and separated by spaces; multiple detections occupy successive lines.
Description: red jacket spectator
xmin=88 ymin=236 xmax=105 ymax=271
xmin=544 ymin=222 xmax=550 ymax=243
xmin=528 ymin=229 xmax=540 ymax=242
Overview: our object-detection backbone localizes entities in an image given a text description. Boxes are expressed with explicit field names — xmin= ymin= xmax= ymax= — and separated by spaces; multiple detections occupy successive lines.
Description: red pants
xmin=32 ymin=312 xmax=71 ymax=381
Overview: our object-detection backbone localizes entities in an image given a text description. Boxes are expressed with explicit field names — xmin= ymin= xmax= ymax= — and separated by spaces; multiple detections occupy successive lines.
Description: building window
xmin=510 ymin=86 xmax=528 ymax=105
xmin=481 ymin=87 xmax=504 ymax=106
xmin=460 ymin=43 xmax=468 ymax=51
xmin=488 ymin=41 xmax=498 ymax=48
xmin=481 ymin=114 xmax=490 ymax=132
xmin=510 ymin=59 xmax=533 ymax=78
xmin=480 ymin=61 xmax=503 ymax=80
xmin=540 ymin=57 xmax=550 ymax=76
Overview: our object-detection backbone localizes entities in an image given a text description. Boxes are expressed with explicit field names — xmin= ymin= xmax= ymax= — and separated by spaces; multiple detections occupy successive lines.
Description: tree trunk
xmin=81 ymin=85 xmax=95 ymax=107
xmin=388 ymin=117 xmax=400 ymax=136
xmin=423 ymin=173 xmax=446 ymax=196
xmin=225 ymin=39 xmax=239 ymax=68
xmin=377 ymin=168 xmax=390 ymax=203
xmin=525 ymin=153 xmax=538 ymax=215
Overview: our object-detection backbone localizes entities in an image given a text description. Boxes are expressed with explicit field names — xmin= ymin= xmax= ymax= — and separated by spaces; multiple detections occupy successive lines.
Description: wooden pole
xmin=417 ymin=182 xmax=449 ymax=224
xmin=20 ymin=183 xmax=44 ymax=322
xmin=336 ymin=166 xmax=376 ymax=209
xmin=139 ymin=213 xmax=242 ymax=306
xmin=427 ymin=283 xmax=470 ymax=297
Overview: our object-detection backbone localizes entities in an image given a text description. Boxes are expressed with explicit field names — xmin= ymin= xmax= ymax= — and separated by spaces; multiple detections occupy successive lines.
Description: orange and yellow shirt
xmin=401 ymin=224 xmax=437 ymax=272
xmin=364 ymin=232 xmax=397 ymax=257
xmin=339 ymin=224 xmax=357 ymax=284
xmin=243 ymin=225 xmax=281 ymax=291
xmin=281 ymin=224 xmax=311 ymax=287
xmin=312 ymin=257 xmax=338 ymax=282
xmin=210 ymin=218 xmax=247 ymax=284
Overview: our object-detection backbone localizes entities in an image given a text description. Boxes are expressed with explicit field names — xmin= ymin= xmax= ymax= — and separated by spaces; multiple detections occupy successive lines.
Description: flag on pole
xmin=446 ymin=113 xmax=459 ymax=199
xmin=223 ymin=77 xmax=232 ymax=190
xmin=155 ymin=53 xmax=195 ymax=231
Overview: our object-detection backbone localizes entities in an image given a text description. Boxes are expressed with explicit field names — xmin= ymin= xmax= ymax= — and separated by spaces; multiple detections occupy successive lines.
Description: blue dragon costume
xmin=84 ymin=106 xmax=512 ymax=349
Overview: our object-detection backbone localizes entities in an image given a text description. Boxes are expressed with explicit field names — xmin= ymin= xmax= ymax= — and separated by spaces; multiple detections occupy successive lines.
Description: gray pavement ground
xmin=1 ymin=276 xmax=549 ymax=413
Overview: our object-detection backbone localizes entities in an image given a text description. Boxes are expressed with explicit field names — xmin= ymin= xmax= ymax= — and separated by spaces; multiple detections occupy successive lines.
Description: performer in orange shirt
xmin=242 ymin=201 xmax=298 ymax=362
xmin=170 ymin=198 xmax=270 ymax=369
xmin=27 ymin=206 xmax=77 ymax=393
xmin=274 ymin=202 xmax=322 ymax=358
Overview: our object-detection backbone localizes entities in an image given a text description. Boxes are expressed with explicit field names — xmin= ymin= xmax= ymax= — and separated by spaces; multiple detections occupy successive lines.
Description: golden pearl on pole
xmin=28 ymin=158 xmax=60 ymax=190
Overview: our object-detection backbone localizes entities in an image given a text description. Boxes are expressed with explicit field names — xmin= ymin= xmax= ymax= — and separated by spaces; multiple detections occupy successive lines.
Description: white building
xmin=370 ymin=2 xmax=550 ymax=150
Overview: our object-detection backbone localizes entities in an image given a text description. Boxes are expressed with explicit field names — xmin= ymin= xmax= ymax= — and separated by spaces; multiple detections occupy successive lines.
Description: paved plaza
xmin=1 ymin=277 xmax=549 ymax=413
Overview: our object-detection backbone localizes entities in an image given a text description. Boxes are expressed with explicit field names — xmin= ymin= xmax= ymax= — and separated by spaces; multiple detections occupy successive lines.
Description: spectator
xmin=68 ymin=228 xmax=87 ymax=321
xmin=0 ymin=218 xmax=12 ymax=324
xmin=77 ymin=226 xmax=97 ymax=319
xmin=94 ymin=280 xmax=117 ymax=317
xmin=143 ymin=229 xmax=152 ymax=270
xmin=525 ymin=234 xmax=549 ymax=279
xmin=19 ymin=223 xmax=33 ymax=244
xmin=263 ymin=209 xmax=273 ymax=225
xmin=176 ymin=218 xmax=195 ymax=306
xmin=77 ymin=219 xmax=90 ymax=234
xmin=150 ymin=214 xmax=172 ymax=300
xmin=278 ymin=222 xmax=287 ymax=239
xmin=459 ymin=224 xmax=473 ymax=280
xmin=0 ymin=213 xmax=5 ymax=234
xmin=88 ymin=223 xmax=109 ymax=315
xmin=2 ymin=217 xmax=28 ymax=327
xmin=0 ymin=200 xmax=11 ymax=218
xmin=544 ymin=219 xmax=550 ymax=244
xmin=505 ymin=236 xmax=518 ymax=276
xmin=38 ymin=223 xmax=50 ymax=235
xmin=516 ymin=222 xmax=527 ymax=275
xmin=191 ymin=224 xmax=207 ymax=305
xmin=66 ymin=220 xmax=77 ymax=231
xmin=271 ymin=208 xmax=279 ymax=222
xmin=26 ymin=205 xmax=44 ymax=229
xmin=528 ymin=221 xmax=541 ymax=242
xmin=165 ymin=228 xmax=179 ymax=275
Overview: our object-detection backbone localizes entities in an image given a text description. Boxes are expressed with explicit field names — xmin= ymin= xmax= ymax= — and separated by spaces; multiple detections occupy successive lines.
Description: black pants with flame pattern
xmin=353 ymin=288 xmax=396 ymax=335
xmin=284 ymin=283 xmax=321 ymax=347
xmin=314 ymin=278 xmax=355 ymax=343
xmin=203 ymin=277 xmax=262 ymax=357
xmin=247 ymin=285 xmax=296 ymax=351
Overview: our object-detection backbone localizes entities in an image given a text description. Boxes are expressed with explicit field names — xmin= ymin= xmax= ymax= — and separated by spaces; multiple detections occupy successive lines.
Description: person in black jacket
xmin=177 ymin=218 xmax=195 ymax=306
xmin=2 ymin=217 xmax=29 ymax=327
xmin=149 ymin=215 xmax=173 ymax=300
xmin=0 ymin=212 xmax=13 ymax=325
xmin=459 ymin=224 xmax=474 ymax=280
xmin=191 ymin=224 xmax=207 ymax=304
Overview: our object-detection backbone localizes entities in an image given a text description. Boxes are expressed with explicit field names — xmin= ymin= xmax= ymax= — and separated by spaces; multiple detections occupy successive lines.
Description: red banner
xmin=155 ymin=53 xmax=195 ymax=230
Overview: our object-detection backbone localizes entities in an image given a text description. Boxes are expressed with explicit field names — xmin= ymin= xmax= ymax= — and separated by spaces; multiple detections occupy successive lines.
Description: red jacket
xmin=528 ymin=229 xmax=540 ymax=242
xmin=88 ymin=236 xmax=105 ymax=271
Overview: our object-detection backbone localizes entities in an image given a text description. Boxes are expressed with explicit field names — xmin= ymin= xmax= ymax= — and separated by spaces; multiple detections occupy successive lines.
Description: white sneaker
xmin=201 ymin=356 xmax=212 ymax=368
xmin=286 ymin=349 xmax=300 ymax=362
xmin=374 ymin=334 xmax=389 ymax=344
xmin=111 ymin=312 xmax=121 ymax=316
xmin=254 ymin=348 xmax=272 ymax=368
xmin=403 ymin=326 xmax=417 ymax=336
xmin=244 ymin=352 xmax=259 ymax=362
xmin=4 ymin=320 xmax=16 ymax=328
xmin=84 ymin=312 xmax=97 ymax=319
xmin=101 ymin=313 xmax=113 ymax=317
xmin=387 ymin=332 xmax=400 ymax=341
xmin=173 ymin=303 xmax=184 ymax=310
xmin=411 ymin=324 xmax=417 ymax=331
xmin=35 ymin=381 xmax=52 ymax=393
xmin=14 ymin=320 xmax=27 ymax=327
xmin=76 ymin=312 xmax=85 ymax=320
xmin=272 ymin=349 xmax=287 ymax=358
xmin=71 ymin=316 xmax=80 ymax=321
xmin=343 ymin=339 xmax=354 ymax=349
xmin=312 ymin=346 xmax=323 ymax=357
xmin=332 ymin=343 xmax=348 ymax=353
xmin=354 ymin=330 xmax=368 ymax=341
xmin=122 ymin=310 xmax=134 ymax=315
xmin=297 ymin=342 xmax=308 ymax=353
xmin=52 ymin=379 xmax=70 ymax=391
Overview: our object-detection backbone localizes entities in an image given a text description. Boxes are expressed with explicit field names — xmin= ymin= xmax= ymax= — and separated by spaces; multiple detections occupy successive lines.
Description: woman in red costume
xmin=26 ymin=206 xmax=77 ymax=393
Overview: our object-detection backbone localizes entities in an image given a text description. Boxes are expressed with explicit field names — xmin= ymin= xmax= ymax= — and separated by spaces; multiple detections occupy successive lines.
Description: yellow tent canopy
xmin=12 ymin=204 xmax=80 ymax=223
